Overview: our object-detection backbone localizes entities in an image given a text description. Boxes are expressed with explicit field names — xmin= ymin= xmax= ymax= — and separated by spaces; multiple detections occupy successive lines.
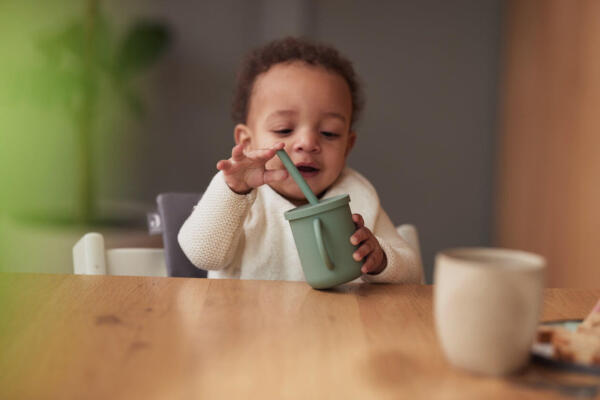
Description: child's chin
xmin=273 ymin=182 xmax=327 ymax=204
xmin=269 ymin=185 xmax=306 ymax=203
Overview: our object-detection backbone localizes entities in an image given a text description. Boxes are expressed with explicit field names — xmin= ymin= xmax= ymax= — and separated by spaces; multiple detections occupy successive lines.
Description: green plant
xmin=34 ymin=0 xmax=171 ymax=225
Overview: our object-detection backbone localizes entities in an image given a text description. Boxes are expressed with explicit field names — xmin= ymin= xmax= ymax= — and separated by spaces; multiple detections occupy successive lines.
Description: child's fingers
xmin=246 ymin=147 xmax=277 ymax=161
xmin=352 ymin=214 xmax=364 ymax=228
xmin=248 ymin=143 xmax=284 ymax=161
xmin=361 ymin=256 xmax=376 ymax=274
xmin=360 ymin=247 xmax=384 ymax=274
xmin=216 ymin=159 xmax=231 ymax=171
xmin=350 ymin=226 xmax=370 ymax=246
xmin=353 ymin=241 xmax=372 ymax=262
xmin=264 ymin=169 xmax=288 ymax=183
xmin=361 ymin=254 xmax=381 ymax=274
xmin=232 ymin=144 xmax=245 ymax=161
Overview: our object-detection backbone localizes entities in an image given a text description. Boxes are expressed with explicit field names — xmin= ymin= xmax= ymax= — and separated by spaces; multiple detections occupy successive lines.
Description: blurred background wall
xmin=10 ymin=1 xmax=598 ymax=288
xmin=108 ymin=0 xmax=503 ymax=283
xmin=0 ymin=0 xmax=501 ymax=282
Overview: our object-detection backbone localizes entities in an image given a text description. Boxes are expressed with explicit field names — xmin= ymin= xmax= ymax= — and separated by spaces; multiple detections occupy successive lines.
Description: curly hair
xmin=232 ymin=37 xmax=364 ymax=127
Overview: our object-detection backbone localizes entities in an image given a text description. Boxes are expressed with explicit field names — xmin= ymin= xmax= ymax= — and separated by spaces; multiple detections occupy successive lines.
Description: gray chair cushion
xmin=156 ymin=193 xmax=207 ymax=278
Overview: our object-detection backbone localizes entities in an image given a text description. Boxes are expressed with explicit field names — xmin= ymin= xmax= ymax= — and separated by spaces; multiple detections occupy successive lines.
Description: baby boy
xmin=178 ymin=37 xmax=421 ymax=284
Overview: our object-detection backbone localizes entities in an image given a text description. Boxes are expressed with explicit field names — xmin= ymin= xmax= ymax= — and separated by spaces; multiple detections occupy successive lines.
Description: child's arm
xmin=177 ymin=172 xmax=256 ymax=270
xmin=178 ymin=142 xmax=288 ymax=271
xmin=356 ymin=208 xmax=422 ymax=284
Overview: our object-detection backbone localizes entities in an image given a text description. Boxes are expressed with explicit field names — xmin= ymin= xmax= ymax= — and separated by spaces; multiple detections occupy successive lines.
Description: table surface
xmin=1 ymin=274 xmax=599 ymax=400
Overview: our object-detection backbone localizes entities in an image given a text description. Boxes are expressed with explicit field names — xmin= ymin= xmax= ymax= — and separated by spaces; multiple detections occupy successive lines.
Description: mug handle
xmin=313 ymin=218 xmax=335 ymax=270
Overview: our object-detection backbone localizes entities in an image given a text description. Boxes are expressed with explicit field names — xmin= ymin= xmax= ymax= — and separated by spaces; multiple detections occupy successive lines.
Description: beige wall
xmin=495 ymin=0 xmax=600 ymax=288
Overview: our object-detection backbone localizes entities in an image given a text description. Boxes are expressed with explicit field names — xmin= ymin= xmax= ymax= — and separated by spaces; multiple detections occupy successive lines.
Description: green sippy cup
xmin=277 ymin=150 xmax=363 ymax=289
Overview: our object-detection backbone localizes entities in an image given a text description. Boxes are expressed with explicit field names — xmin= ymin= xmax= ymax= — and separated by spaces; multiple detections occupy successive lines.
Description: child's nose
xmin=292 ymin=130 xmax=320 ymax=153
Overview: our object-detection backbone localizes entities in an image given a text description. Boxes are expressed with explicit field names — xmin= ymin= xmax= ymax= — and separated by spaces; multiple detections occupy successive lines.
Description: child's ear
xmin=345 ymin=131 xmax=357 ymax=157
xmin=234 ymin=123 xmax=252 ymax=146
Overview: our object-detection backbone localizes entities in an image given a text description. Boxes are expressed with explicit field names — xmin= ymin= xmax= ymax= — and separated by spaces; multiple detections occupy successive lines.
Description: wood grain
xmin=0 ymin=274 xmax=598 ymax=399
xmin=495 ymin=0 xmax=600 ymax=288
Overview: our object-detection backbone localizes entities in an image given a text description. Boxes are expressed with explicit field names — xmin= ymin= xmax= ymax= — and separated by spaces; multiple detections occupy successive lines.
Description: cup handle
xmin=313 ymin=218 xmax=335 ymax=270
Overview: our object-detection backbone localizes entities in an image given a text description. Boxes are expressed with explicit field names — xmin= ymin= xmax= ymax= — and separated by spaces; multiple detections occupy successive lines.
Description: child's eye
xmin=321 ymin=131 xmax=340 ymax=138
xmin=273 ymin=129 xmax=292 ymax=135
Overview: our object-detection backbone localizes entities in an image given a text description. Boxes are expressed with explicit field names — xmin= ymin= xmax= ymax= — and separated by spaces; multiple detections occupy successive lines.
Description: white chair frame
xmin=73 ymin=233 xmax=166 ymax=277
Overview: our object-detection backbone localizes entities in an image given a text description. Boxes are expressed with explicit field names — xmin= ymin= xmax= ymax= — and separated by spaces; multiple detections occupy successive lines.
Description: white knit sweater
xmin=178 ymin=167 xmax=421 ymax=284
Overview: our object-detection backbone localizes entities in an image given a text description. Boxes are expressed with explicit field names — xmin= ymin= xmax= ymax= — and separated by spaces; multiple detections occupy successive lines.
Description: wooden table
xmin=1 ymin=274 xmax=599 ymax=399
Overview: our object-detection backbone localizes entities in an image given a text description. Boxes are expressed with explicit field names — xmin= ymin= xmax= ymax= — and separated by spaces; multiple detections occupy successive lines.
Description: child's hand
xmin=216 ymin=142 xmax=288 ymax=194
xmin=350 ymin=213 xmax=387 ymax=275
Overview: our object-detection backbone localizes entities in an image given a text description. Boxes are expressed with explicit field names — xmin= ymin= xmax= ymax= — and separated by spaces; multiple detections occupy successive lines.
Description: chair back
xmin=396 ymin=224 xmax=425 ymax=284
xmin=156 ymin=192 xmax=207 ymax=278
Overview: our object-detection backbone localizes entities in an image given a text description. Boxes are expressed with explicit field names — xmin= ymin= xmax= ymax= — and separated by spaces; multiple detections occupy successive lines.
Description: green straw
xmin=276 ymin=149 xmax=319 ymax=205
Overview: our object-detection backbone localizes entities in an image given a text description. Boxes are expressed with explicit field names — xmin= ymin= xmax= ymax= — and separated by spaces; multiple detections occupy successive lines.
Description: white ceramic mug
xmin=434 ymin=247 xmax=546 ymax=375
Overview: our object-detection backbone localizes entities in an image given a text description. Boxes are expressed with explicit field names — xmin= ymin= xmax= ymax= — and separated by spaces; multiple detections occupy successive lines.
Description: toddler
xmin=178 ymin=37 xmax=421 ymax=284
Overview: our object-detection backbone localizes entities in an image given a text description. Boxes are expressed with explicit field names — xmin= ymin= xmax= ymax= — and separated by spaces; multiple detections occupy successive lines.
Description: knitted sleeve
xmin=177 ymin=172 xmax=257 ymax=270
xmin=360 ymin=207 xmax=422 ymax=284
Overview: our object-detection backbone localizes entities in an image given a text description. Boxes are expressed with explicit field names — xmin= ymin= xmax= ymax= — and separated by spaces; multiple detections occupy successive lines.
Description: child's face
xmin=235 ymin=62 xmax=356 ymax=203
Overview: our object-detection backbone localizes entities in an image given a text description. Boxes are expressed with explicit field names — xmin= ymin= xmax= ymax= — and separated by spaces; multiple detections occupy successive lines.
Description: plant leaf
xmin=115 ymin=20 xmax=171 ymax=81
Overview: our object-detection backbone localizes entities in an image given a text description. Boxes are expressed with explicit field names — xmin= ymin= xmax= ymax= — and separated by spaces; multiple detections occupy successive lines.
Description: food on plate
xmin=535 ymin=299 xmax=600 ymax=366
xmin=578 ymin=300 xmax=600 ymax=336
xmin=551 ymin=328 xmax=600 ymax=365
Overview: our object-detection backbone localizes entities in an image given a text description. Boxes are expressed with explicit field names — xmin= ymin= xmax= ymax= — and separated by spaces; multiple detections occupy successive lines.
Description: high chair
xmin=156 ymin=192 xmax=206 ymax=277
xmin=72 ymin=232 xmax=166 ymax=277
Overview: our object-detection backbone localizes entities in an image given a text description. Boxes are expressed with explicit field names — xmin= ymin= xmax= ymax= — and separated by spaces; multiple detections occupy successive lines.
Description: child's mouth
xmin=296 ymin=165 xmax=320 ymax=178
